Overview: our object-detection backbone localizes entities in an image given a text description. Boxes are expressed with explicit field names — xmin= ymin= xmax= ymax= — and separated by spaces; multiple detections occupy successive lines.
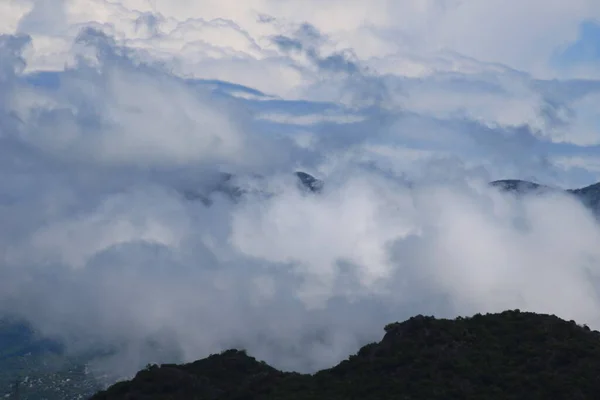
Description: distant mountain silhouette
xmin=569 ymin=182 xmax=600 ymax=210
xmin=91 ymin=310 xmax=600 ymax=399
xmin=183 ymin=174 xmax=600 ymax=215
xmin=491 ymin=179 xmax=600 ymax=212
xmin=294 ymin=171 xmax=324 ymax=193
xmin=181 ymin=171 xmax=324 ymax=205
xmin=489 ymin=179 xmax=555 ymax=193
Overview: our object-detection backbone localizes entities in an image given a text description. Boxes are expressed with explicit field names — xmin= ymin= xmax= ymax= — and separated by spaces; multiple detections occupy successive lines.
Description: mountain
xmin=91 ymin=310 xmax=600 ymax=400
xmin=489 ymin=179 xmax=556 ymax=194
xmin=491 ymin=179 xmax=600 ymax=213
xmin=491 ymin=179 xmax=600 ymax=199
xmin=569 ymin=182 xmax=600 ymax=211
xmin=182 ymin=171 xmax=323 ymax=206
xmin=294 ymin=171 xmax=324 ymax=193
xmin=186 ymin=173 xmax=600 ymax=215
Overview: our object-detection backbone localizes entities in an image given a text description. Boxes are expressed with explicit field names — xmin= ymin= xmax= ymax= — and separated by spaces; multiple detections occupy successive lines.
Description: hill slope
xmin=91 ymin=310 xmax=600 ymax=400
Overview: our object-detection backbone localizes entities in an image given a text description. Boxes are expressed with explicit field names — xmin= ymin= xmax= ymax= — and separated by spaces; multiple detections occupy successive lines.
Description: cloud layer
xmin=2 ymin=0 xmax=600 ymax=383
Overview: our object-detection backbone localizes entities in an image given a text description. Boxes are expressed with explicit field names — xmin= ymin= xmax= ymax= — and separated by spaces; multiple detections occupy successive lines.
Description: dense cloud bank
xmin=2 ymin=0 xmax=600 ymax=380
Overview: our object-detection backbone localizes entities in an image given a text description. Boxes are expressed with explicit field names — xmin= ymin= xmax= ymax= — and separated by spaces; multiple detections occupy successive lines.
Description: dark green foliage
xmin=91 ymin=310 xmax=600 ymax=399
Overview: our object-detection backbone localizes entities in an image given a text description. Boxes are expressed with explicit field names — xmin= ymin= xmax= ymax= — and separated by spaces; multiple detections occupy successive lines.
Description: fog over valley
xmin=2 ymin=0 xmax=600 ymax=388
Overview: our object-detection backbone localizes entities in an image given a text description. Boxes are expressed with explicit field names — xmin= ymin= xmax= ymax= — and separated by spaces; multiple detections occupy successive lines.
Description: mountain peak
xmin=489 ymin=179 xmax=551 ymax=193
xmin=295 ymin=171 xmax=324 ymax=193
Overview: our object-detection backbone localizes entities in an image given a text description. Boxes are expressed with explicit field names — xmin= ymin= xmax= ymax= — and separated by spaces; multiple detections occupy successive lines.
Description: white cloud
xmin=4 ymin=31 xmax=262 ymax=169
xmin=257 ymin=111 xmax=366 ymax=126
xmin=3 ymin=0 xmax=600 ymax=387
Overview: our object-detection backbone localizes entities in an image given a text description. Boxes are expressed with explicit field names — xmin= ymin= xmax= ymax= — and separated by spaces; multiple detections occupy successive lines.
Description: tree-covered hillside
xmin=91 ymin=310 xmax=600 ymax=400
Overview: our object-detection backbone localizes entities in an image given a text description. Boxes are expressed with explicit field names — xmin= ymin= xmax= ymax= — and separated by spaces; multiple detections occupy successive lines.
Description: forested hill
xmin=91 ymin=310 xmax=600 ymax=400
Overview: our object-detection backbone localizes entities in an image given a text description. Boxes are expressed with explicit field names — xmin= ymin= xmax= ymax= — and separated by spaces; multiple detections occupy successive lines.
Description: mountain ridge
xmin=185 ymin=172 xmax=600 ymax=209
xmin=491 ymin=179 xmax=600 ymax=211
xmin=91 ymin=310 xmax=600 ymax=399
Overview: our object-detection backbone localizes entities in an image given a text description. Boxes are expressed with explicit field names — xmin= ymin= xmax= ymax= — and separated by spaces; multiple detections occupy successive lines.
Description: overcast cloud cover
xmin=2 ymin=0 xmax=600 ymax=381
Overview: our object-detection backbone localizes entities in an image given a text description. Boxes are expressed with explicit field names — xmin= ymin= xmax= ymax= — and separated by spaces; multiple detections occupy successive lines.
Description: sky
xmin=2 ymin=0 xmax=600 ymax=382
